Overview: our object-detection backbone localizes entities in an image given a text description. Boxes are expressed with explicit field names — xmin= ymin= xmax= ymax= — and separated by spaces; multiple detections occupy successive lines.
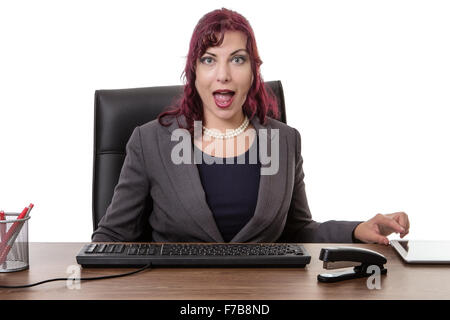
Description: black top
xmin=196 ymin=137 xmax=261 ymax=242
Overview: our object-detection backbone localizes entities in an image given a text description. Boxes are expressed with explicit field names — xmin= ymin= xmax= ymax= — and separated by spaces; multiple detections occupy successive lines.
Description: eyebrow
xmin=204 ymin=49 xmax=248 ymax=57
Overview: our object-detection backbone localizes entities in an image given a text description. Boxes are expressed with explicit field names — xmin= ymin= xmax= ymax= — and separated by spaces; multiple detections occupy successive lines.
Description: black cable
xmin=0 ymin=263 xmax=152 ymax=289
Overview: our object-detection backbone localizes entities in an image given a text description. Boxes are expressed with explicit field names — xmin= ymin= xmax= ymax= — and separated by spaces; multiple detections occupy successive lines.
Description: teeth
xmin=214 ymin=93 xmax=233 ymax=102
xmin=214 ymin=91 xmax=234 ymax=94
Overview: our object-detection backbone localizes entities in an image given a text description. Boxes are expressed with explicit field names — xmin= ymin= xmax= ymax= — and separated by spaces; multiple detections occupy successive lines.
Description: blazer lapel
xmin=157 ymin=115 xmax=288 ymax=243
xmin=158 ymin=119 xmax=224 ymax=242
xmin=231 ymin=116 xmax=288 ymax=242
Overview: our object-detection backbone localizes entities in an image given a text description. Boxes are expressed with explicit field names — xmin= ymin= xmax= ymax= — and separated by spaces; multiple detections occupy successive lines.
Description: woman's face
xmin=195 ymin=30 xmax=254 ymax=129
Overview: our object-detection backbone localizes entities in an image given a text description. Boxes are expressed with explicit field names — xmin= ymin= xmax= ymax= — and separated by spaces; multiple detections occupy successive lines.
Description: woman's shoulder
xmin=138 ymin=116 xmax=182 ymax=136
xmin=262 ymin=117 xmax=303 ymax=160
xmin=260 ymin=116 xmax=300 ymax=138
xmin=139 ymin=118 xmax=162 ymax=131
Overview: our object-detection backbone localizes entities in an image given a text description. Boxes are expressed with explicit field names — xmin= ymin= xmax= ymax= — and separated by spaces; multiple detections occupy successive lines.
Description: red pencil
xmin=0 ymin=204 xmax=33 ymax=258
xmin=0 ymin=211 xmax=5 ymax=268
xmin=0 ymin=210 xmax=5 ymax=243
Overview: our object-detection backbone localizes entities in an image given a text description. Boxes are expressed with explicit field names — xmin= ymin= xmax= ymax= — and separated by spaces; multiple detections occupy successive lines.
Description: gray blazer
xmin=92 ymin=115 xmax=362 ymax=243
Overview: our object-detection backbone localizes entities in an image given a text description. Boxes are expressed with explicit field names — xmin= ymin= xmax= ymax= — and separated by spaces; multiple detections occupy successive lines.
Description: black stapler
xmin=317 ymin=247 xmax=387 ymax=283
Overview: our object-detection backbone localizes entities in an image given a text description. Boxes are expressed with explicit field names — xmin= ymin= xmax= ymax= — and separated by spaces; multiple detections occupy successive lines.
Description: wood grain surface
xmin=0 ymin=243 xmax=449 ymax=300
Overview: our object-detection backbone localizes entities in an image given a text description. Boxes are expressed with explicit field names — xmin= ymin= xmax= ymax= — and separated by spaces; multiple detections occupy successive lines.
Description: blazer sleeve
xmin=91 ymin=127 xmax=151 ymax=242
xmin=279 ymin=128 xmax=363 ymax=243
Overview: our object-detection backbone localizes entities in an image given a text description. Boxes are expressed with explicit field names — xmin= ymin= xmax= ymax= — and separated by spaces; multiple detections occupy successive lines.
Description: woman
xmin=92 ymin=8 xmax=409 ymax=244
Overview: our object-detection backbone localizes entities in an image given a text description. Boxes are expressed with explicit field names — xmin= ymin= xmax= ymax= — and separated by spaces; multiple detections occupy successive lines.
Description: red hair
xmin=158 ymin=8 xmax=279 ymax=133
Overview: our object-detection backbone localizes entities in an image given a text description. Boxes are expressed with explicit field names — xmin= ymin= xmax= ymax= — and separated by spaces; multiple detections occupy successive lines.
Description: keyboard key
xmin=85 ymin=244 xmax=97 ymax=254
xmin=114 ymin=244 xmax=125 ymax=253
xmin=96 ymin=244 xmax=107 ymax=253
xmin=128 ymin=247 xmax=138 ymax=255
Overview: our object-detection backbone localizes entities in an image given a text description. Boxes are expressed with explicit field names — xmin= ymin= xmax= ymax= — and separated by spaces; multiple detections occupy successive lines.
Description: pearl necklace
xmin=202 ymin=116 xmax=249 ymax=139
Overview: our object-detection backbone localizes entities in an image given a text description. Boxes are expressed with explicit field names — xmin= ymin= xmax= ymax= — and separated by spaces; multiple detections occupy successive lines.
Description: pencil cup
xmin=0 ymin=213 xmax=30 ymax=272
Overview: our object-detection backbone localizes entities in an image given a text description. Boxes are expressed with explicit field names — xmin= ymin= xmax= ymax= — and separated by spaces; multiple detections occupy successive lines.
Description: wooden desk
xmin=0 ymin=243 xmax=449 ymax=300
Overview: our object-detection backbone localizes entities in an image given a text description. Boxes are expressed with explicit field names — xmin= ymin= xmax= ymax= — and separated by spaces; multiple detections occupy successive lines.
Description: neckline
xmin=194 ymin=134 xmax=258 ymax=160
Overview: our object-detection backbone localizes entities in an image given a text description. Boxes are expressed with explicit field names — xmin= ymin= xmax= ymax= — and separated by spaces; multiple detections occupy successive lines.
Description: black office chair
xmin=92 ymin=81 xmax=287 ymax=240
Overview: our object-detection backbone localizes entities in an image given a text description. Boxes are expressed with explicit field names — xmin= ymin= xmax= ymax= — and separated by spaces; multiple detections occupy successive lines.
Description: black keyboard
xmin=76 ymin=243 xmax=311 ymax=268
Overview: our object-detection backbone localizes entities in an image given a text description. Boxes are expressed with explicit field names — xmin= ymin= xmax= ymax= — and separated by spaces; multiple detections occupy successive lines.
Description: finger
xmin=376 ymin=214 xmax=405 ymax=234
xmin=376 ymin=235 xmax=390 ymax=246
xmin=386 ymin=214 xmax=405 ymax=233
xmin=365 ymin=229 xmax=390 ymax=245
xmin=392 ymin=212 xmax=410 ymax=231
xmin=400 ymin=229 xmax=410 ymax=238
xmin=396 ymin=213 xmax=410 ymax=237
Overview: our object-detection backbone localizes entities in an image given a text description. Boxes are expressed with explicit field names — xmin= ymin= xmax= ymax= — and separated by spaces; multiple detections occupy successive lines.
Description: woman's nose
xmin=216 ymin=62 xmax=231 ymax=83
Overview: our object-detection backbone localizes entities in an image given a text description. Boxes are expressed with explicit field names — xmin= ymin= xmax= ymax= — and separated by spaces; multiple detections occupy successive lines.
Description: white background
xmin=1 ymin=0 xmax=449 ymax=242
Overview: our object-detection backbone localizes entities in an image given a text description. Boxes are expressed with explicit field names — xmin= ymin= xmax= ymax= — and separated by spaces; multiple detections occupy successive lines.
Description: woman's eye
xmin=232 ymin=56 xmax=246 ymax=64
xmin=200 ymin=55 xmax=246 ymax=65
xmin=200 ymin=57 xmax=214 ymax=64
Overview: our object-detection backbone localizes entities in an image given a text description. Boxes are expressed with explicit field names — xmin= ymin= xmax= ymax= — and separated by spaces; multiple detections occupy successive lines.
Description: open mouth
xmin=213 ymin=90 xmax=235 ymax=108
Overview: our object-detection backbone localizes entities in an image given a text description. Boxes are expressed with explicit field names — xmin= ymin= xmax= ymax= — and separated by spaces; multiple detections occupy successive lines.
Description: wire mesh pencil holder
xmin=0 ymin=213 xmax=30 ymax=272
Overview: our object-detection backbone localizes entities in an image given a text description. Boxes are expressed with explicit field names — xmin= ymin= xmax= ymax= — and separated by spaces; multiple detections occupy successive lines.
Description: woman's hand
xmin=353 ymin=212 xmax=410 ymax=245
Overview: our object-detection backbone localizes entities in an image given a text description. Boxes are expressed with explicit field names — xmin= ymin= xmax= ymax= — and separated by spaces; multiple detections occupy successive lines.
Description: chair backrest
xmin=92 ymin=81 xmax=287 ymax=234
